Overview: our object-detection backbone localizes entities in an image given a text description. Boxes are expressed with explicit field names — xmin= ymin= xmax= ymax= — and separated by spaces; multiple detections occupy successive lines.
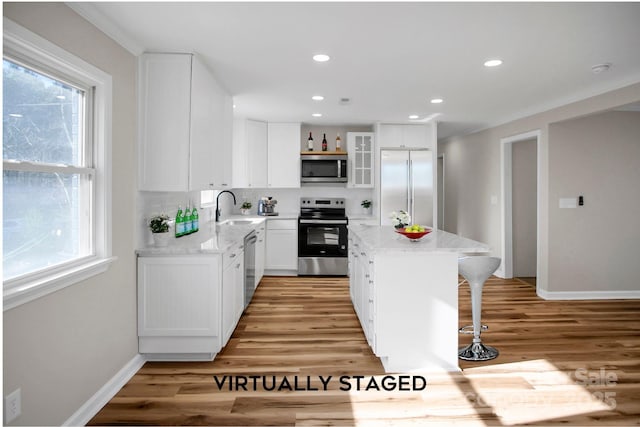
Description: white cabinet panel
xmin=138 ymin=256 xmax=221 ymax=351
xmin=378 ymin=124 xmax=429 ymax=149
xmin=268 ymin=123 xmax=301 ymax=188
xmin=347 ymin=132 xmax=375 ymax=188
xmin=138 ymin=53 xmax=191 ymax=191
xmin=265 ymin=219 xmax=297 ymax=272
xmin=233 ymin=119 xmax=268 ymax=188
xmin=138 ymin=242 xmax=247 ymax=359
xmin=377 ymin=124 xmax=403 ymax=149
xmin=248 ymin=120 xmax=268 ymax=187
xmin=138 ymin=53 xmax=231 ymax=191
xmin=221 ymin=258 xmax=235 ymax=346
xmin=255 ymin=223 xmax=266 ymax=287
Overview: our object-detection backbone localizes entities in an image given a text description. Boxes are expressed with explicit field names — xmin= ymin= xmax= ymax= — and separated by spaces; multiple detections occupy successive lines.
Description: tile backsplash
xmin=138 ymin=186 xmax=374 ymax=249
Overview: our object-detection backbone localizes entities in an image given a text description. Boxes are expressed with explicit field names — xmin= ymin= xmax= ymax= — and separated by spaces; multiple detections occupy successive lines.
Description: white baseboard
xmin=63 ymin=353 xmax=145 ymax=426
xmin=537 ymin=288 xmax=640 ymax=300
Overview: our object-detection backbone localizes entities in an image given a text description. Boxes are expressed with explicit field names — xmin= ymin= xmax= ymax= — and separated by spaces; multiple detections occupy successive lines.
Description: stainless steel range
xmin=298 ymin=197 xmax=349 ymax=276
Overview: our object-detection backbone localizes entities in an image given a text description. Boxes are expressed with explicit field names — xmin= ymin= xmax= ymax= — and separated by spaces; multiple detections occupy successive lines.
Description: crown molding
xmin=66 ymin=2 xmax=144 ymax=56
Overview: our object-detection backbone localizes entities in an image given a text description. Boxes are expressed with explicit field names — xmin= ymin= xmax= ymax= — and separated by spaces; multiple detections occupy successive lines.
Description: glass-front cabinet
xmin=347 ymin=132 xmax=375 ymax=188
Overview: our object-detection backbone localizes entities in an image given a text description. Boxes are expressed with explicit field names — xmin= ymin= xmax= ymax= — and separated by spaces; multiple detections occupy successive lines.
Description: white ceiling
xmin=72 ymin=2 xmax=640 ymax=139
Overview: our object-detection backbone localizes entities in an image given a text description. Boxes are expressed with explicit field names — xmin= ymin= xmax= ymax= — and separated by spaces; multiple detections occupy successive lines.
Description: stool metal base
xmin=458 ymin=342 xmax=499 ymax=361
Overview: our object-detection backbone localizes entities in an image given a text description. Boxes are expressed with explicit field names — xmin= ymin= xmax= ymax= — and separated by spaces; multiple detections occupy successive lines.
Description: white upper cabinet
xmin=267 ymin=123 xmax=301 ymax=188
xmin=377 ymin=124 xmax=429 ymax=149
xmin=234 ymin=120 xmax=300 ymax=188
xmin=233 ymin=119 xmax=268 ymax=188
xmin=347 ymin=132 xmax=375 ymax=188
xmin=138 ymin=53 xmax=231 ymax=191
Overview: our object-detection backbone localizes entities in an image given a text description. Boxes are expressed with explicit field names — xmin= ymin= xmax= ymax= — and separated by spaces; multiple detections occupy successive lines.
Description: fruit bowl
xmin=395 ymin=227 xmax=432 ymax=241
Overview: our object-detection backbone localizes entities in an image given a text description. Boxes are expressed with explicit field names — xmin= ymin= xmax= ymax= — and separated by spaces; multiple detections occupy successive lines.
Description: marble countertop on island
xmin=349 ymin=224 xmax=490 ymax=254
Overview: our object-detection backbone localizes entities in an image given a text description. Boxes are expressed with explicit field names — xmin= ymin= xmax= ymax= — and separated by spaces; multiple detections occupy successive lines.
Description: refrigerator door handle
xmin=409 ymin=158 xmax=414 ymax=220
xmin=406 ymin=159 xmax=411 ymax=216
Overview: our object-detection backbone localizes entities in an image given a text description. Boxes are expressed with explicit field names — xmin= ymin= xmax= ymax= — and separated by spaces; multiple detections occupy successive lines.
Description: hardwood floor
xmin=89 ymin=276 xmax=640 ymax=426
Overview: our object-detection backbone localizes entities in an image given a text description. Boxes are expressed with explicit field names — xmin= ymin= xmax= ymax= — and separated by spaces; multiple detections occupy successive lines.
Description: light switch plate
xmin=559 ymin=197 xmax=578 ymax=209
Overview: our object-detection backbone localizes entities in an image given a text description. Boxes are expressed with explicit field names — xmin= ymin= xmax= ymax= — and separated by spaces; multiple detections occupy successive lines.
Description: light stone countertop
xmin=349 ymin=224 xmax=490 ymax=254
xmin=137 ymin=218 xmax=266 ymax=256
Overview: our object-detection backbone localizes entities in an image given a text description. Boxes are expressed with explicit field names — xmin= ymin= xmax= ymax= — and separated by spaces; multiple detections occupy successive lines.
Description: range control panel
xmin=300 ymin=197 xmax=346 ymax=208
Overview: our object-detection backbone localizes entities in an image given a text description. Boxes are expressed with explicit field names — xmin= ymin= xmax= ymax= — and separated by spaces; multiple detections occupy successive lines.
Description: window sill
xmin=3 ymin=257 xmax=117 ymax=311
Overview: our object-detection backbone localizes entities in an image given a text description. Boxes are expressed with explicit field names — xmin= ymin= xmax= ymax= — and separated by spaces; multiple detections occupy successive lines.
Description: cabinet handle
xmin=365 ymin=274 xmax=370 ymax=278
xmin=360 ymin=252 xmax=366 ymax=256
xmin=369 ymin=298 xmax=374 ymax=303
xmin=236 ymin=263 xmax=241 ymax=269
xmin=369 ymin=261 xmax=374 ymax=265
xmin=229 ymin=253 xmax=236 ymax=258
xmin=221 ymin=183 xmax=228 ymax=187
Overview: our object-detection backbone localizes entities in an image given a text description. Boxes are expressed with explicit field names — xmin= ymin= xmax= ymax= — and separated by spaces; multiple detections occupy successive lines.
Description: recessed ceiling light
xmin=312 ymin=95 xmax=324 ymax=101
xmin=484 ymin=59 xmax=503 ymax=67
xmin=591 ymin=63 xmax=612 ymax=74
xmin=9 ymin=113 xmax=23 ymax=118
xmin=430 ymin=98 xmax=444 ymax=104
xmin=313 ymin=54 xmax=330 ymax=62
xmin=408 ymin=115 xmax=419 ymax=120
xmin=56 ymin=95 xmax=66 ymax=100
xmin=312 ymin=113 xmax=322 ymax=117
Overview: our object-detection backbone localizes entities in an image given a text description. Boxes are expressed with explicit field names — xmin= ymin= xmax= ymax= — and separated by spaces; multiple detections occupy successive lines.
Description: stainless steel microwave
xmin=300 ymin=154 xmax=348 ymax=183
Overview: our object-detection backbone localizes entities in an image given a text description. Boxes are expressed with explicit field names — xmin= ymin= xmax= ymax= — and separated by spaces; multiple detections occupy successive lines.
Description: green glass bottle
xmin=175 ymin=205 xmax=184 ymax=237
xmin=191 ymin=205 xmax=199 ymax=233
xmin=183 ymin=203 xmax=192 ymax=235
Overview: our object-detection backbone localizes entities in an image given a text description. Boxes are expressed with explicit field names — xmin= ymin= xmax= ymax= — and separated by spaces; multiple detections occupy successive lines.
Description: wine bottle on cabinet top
xmin=322 ymin=133 xmax=328 ymax=151
xmin=307 ymin=132 xmax=314 ymax=151
xmin=336 ymin=133 xmax=342 ymax=151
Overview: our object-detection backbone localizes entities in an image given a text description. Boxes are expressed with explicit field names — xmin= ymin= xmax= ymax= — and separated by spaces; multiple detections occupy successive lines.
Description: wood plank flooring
xmin=89 ymin=276 xmax=640 ymax=426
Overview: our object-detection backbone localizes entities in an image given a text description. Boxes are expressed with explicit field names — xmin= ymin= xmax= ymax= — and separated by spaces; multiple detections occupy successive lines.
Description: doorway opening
xmin=500 ymin=130 xmax=540 ymax=293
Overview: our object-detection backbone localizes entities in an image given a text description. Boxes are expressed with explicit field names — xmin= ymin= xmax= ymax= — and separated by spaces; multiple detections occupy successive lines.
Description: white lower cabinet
xmin=255 ymin=222 xmax=266 ymax=287
xmin=349 ymin=235 xmax=375 ymax=349
xmin=265 ymin=219 xmax=298 ymax=274
xmin=138 ymin=244 xmax=244 ymax=360
xmin=221 ymin=243 xmax=244 ymax=347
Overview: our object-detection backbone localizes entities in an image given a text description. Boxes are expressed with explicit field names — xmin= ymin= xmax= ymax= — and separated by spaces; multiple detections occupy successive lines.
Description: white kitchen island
xmin=348 ymin=224 xmax=490 ymax=373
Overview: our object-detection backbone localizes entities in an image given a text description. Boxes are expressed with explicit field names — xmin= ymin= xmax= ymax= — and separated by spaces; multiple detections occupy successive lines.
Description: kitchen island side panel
xmin=374 ymin=251 xmax=459 ymax=372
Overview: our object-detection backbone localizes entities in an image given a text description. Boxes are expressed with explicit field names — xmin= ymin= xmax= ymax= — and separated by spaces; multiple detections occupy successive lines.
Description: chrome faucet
xmin=215 ymin=190 xmax=236 ymax=222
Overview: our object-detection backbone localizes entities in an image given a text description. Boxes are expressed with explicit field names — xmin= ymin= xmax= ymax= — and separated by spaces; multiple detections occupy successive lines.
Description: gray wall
xmin=440 ymin=82 xmax=640 ymax=295
xmin=3 ymin=3 xmax=138 ymax=425
xmin=548 ymin=111 xmax=640 ymax=291
xmin=512 ymin=138 xmax=537 ymax=277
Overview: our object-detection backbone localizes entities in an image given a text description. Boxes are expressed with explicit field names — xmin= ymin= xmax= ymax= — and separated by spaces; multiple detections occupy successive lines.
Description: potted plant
xmin=149 ymin=214 xmax=171 ymax=247
xmin=240 ymin=201 xmax=252 ymax=215
xmin=390 ymin=210 xmax=411 ymax=229
xmin=361 ymin=199 xmax=372 ymax=215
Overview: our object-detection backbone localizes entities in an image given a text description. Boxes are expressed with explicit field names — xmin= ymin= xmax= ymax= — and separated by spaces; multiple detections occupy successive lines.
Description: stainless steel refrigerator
xmin=380 ymin=149 xmax=433 ymax=226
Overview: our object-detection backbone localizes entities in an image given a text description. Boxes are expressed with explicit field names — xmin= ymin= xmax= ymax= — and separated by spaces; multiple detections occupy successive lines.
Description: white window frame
xmin=3 ymin=18 xmax=114 ymax=310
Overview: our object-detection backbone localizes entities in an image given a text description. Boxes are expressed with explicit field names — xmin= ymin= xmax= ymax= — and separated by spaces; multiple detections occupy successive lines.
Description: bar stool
xmin=458 ymin=256 xmax=501 ymax=361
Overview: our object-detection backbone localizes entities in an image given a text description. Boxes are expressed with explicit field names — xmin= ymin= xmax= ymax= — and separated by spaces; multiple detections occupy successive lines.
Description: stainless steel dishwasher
xmin=243 ymin=230 xmax=257 ymax=309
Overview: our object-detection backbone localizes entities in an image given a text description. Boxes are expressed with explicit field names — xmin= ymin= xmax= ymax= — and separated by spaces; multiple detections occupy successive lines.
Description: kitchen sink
xmin=219 ymin=219 xmax=260 ymax=226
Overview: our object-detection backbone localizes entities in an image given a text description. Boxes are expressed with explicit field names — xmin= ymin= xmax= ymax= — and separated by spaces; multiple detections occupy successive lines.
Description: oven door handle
xmin=299 ymin=219 xmax=348 ymax=225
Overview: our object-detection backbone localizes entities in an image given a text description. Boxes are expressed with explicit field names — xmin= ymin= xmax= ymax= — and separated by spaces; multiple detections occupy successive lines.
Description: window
xmin=3 ymin=18 xmax=113 ymax=310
